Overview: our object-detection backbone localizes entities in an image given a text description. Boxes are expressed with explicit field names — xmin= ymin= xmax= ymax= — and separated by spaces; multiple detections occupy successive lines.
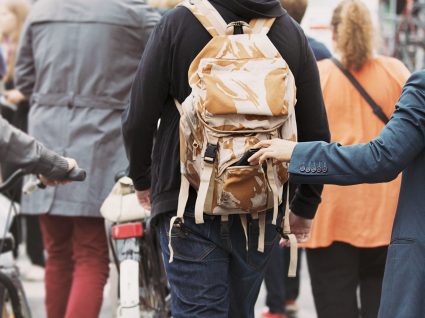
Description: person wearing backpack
xmin=122 ymin=0 xmax=330 ymax=317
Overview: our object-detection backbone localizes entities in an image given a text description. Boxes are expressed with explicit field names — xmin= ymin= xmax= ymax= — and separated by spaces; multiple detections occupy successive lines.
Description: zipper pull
xmin=192 ymin=141 xmax=199 ymax=161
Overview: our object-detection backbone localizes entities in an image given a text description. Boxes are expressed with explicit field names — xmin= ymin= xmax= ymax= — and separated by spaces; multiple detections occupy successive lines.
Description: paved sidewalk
xmin=20 ymin=253 xmax=316 ymax=318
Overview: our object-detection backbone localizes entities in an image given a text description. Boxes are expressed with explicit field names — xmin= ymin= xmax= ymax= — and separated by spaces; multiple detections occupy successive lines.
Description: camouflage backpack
xmin=170 ymin=0 xmax=298 ymax=276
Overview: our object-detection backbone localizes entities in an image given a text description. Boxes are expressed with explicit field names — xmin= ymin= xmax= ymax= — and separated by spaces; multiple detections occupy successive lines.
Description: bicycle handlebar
xmin=67 ymin=167 xmax=87 ymax=182
xmin=0 ymin=168 xmax=87 ymax=194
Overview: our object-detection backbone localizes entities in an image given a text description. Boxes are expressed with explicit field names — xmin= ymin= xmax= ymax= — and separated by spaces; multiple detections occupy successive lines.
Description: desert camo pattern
xmin=178 ymin=0 xmax=297 ymax=215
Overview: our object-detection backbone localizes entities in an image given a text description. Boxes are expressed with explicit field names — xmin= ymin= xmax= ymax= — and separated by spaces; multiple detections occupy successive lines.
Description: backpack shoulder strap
xmin=249 ymin=18 xmax=276 ymax=35
xmin=179 ymin=0 xmax=227 ymax=37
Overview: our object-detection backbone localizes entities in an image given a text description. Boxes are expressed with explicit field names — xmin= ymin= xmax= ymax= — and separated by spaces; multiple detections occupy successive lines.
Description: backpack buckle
xmin=204 ymin=143 xmax=217 ymax=163
xmin=226 ymin=21 xmax=252 ymax=35
xmin=276 ymin=226 xmax=289 ymax=240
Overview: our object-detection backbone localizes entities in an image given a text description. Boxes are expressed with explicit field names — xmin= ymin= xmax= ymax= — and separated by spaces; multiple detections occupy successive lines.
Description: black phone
xmin=231 ymin=148 xmax=260 ymax=167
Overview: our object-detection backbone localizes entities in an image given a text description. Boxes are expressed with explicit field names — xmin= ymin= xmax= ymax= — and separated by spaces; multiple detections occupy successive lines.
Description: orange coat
xmin=303 ymin=56 xmax=410 ymax=248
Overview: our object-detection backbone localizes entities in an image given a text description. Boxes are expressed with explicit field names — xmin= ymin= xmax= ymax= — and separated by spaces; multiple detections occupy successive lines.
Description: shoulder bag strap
xmin=331 ymin=57 xmax=389 ymax=124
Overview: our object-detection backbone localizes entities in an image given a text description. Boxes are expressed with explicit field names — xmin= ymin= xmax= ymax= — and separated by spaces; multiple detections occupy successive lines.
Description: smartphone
xmin=231 ymin=148 xmax=260 ymax=167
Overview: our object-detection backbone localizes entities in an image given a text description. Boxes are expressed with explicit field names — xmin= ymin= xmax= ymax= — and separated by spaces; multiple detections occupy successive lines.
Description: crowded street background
xmin=0 ymin=0 xmax=424 ymax=317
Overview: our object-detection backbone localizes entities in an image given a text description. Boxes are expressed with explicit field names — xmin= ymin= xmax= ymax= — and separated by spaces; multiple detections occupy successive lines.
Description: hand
xmin=39 ymin=158 xmax=77 ymax=187
xmin=248 ymin=139 xmax=297 ymax=165
xmin=136 ymin=189 xmax=151 ymax=211
xmin=280 ymin=211 xmax=312 ymax=247
xmin=4 ymin=89 xmax=26 ymax=105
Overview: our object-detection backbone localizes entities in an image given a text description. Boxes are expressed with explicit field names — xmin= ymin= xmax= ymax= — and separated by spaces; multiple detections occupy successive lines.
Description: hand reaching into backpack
xmin=280 ymin=211 xmax=312 ymax=247
xmin=248 ymin=139 xmax=297 ymax=165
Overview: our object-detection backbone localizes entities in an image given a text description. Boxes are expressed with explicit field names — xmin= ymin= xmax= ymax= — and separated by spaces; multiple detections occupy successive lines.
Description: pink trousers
xmin=39 ymin=215 xmax=109 ymax=318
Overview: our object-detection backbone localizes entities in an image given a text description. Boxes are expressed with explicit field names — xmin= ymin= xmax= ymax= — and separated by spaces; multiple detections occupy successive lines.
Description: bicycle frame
xmin=0 ymin=170 xmax=32 ymax=318
xmin=113 ymin=223 xmax=143 ymax=318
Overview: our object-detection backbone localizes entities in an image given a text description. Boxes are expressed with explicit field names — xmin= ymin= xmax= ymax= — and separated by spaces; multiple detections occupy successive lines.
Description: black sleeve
xmin=122 ymin=19 xmax=171 ymax=191
xmin=290 ymin=32 xmax=331 ymax=219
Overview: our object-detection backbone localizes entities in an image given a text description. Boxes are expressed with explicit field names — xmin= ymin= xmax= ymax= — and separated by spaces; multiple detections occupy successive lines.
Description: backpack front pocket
xmin=217 ymin=165 xmax=269 ymax=212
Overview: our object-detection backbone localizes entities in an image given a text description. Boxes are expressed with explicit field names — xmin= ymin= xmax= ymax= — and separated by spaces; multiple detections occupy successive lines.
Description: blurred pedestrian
xmin=122 ymin=0 xmax=330 ymax=317
xmin=14 ymin=0 xmax=160 ymax=317
xmin=249 ymin=2 xmax=415 ymax=318
xmin=263 ymin=1 xmax=331 ymax=317
xmin=249 ymin=70 xmax=425 ymax=318
xmin=0 ymin=0 xmax=46 ymax=281
xmin=0 ymin=51 xmax=5 ymax=79
xmin=301 ymin=1 xmax=410 ymax=318
xmin=281 ymin=0 xmax=331 ymax=61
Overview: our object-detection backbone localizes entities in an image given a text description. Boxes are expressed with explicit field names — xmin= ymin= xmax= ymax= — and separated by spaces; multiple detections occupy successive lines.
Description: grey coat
xmin=15 ymin=0 xmax=160 ymax=217
xmin=289 ymin=71 xmax=425 ymax=318
xmin=0 ymin=114 xmax=69 ymax=179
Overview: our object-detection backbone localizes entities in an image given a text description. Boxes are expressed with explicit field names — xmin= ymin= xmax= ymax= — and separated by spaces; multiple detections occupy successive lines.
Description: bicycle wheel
xmin=0 ymin=270 xmax=31 ymax=318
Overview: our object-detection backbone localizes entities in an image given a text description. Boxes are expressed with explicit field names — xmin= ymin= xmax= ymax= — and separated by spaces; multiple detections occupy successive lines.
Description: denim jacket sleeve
xmin=288 ymin=71 xmax=425 ymax=185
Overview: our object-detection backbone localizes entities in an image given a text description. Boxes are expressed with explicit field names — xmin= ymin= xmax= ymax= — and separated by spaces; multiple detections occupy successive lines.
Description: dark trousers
xmin=157 ymin=211 xmax=281 ymax=318
xmin=264 ymin=243 xmax=302 ymax=313
xmin=26 ymin=215 xmax=45 ymax=266
xmin=306 ymin=242 xmax=388 ymax=318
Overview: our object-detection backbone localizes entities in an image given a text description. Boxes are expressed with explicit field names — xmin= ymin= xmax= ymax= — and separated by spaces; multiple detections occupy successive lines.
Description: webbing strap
xmin=194 ymin=162 xmax=214 ymax=224
xmin=283 ymin=185 xmax=291 ymax=234
xmin=287 ymin=234 xmax=298 ymax=277
xmin=180 ymin=0 xmax=227 ymax=37
xmin=174 ymin=99 xmax=183 ymax=116
xmin=283 ymin=184 xmax=298 ymax=277
xmin=168 ymin=176 xmax=191 ymax=263
xmin=258 ymin=213 xmax=266 ymax=252
xmin=267 ymin=161 xmax=280 ymax=225
xmin=176 ymin=175 xmax=190 ymax=219
xmin=240 ymin=215 xmax=249 ymax=251
xmin=168 ymin=216 xmax=179 ymax=263
xmin=249 ymin=18 xmax=276 ymax=34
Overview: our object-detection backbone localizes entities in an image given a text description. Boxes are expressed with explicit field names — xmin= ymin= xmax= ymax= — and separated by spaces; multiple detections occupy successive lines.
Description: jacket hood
xmin=210 ymin=0 xmax=286 ymax=19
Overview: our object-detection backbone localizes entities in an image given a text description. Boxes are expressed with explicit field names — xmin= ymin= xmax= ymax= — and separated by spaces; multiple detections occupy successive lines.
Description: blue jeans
xmin=157 ymin=211 xmax=282 ymax=318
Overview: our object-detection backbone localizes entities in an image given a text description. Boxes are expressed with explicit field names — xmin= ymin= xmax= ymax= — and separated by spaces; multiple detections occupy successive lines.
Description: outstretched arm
xmin=250 ymin=71 xmax=425 ymax=185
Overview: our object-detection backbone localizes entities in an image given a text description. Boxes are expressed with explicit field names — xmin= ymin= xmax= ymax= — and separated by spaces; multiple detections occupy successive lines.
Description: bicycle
xmin=102 ymin=174 xmax=171 ymax=318
xmin=0 ymin=169 xmax=32 ymax=318
xmin=0 ymin=167 xmax=86 ymax=318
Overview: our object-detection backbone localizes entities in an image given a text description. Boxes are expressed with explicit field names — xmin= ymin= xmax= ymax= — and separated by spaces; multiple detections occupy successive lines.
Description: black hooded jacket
xmin=122 ymin=0 xmax=331 ymax=219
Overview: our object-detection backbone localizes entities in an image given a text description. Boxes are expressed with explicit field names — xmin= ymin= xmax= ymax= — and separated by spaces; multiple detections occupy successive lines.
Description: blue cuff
xmin=289 ymin=142 xmax=328 ymax=175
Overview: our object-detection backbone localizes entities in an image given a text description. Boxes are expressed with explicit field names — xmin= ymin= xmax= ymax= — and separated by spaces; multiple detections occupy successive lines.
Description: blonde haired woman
xmin=0 ymin=0 xmax=29 ymax=86
xmin=302 ymin=1 xmax=409 ymax=317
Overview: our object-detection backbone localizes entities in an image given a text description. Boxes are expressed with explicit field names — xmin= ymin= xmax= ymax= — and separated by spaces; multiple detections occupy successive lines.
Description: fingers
xmin=252 ymin=140 xmax=273 ymax=149
xmin=248 ymin=148 xmax=274 ymax=164
xmin=38 ymin=175 xmax=70 ymax=187
xmin=136 ymin=190 xmax=151 ymax=210
xmin=65 ymin=158 xmax=77 ymax=171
